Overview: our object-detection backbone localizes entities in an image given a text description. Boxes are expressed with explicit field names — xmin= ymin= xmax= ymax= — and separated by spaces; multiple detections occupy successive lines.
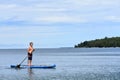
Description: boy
xmin=28 ymin=42 xmax=35 ymax=66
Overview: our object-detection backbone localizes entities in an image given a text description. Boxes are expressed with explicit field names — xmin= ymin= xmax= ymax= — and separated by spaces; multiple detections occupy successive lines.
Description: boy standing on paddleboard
xmin=28 ymin=42 xmax=35 ymax=66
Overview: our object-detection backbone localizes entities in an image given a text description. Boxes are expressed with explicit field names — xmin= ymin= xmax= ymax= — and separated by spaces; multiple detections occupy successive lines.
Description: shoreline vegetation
xmin=75 ymin=37 xmax=120 ymax=48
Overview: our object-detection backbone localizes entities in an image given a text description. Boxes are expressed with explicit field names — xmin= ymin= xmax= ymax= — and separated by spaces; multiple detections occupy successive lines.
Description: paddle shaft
xmin=19 ymin=56 xmax=27 ymax=66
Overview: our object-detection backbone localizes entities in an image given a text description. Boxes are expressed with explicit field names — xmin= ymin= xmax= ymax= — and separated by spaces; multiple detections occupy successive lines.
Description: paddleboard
xmin=11 ymin=64 xmax=56 ymax=69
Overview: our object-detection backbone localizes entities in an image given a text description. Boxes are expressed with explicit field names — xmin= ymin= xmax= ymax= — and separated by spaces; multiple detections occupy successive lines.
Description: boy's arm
xmin=33 ymin=49 xmax=35 ymax=52
xmin=31 ymin=48 xmax=35 ymax=53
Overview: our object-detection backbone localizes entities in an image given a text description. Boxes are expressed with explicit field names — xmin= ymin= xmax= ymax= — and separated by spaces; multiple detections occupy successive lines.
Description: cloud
xmin=0 ymin=26 xmax=61 ymax=40
xmin=0 ymin=3 xmax=70 ymax=25
xmin=0 ymin=4 xmax=17 ymax=9
xmin=67 ymin=0 xmax=120 ymax=7
xmin=105 ymin=16 xmax=120 ymax=22
xmin=0 ymin=0 xmax=119 ymax=25
xmin=35 ymin=16 xmax=87 ymax=23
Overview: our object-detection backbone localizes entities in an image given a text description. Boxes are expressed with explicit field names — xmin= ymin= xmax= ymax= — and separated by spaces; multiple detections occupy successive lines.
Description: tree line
xmin=75 ymin=37 xmax=120 ymax=48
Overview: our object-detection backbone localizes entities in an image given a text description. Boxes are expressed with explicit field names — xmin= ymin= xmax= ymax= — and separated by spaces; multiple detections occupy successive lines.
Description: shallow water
xmin=0 ymin=48 xmax=120 ymax=80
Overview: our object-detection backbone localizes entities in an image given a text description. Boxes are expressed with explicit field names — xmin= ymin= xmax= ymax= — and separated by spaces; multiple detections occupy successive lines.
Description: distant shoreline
xmin=75 ymin=37 xmax=120 ymax=48
xmin=0 ymin=47 xmax=120 ymax=50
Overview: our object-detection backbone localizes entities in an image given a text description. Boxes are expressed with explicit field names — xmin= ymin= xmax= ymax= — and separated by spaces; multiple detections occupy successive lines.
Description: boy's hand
xmin=33 ymin=49 xmax=35 ymax=52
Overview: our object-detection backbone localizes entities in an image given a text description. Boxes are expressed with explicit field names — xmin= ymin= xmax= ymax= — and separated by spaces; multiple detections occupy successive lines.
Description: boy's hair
xmin=30 ymin=42 xmax=33 ymax=45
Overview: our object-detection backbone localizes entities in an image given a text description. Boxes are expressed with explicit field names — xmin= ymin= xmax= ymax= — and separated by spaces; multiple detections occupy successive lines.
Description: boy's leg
xmin=30 ymin=60 xmax=32 ymax=66
xmin=28 ymin=60 xmax=30 ymax=66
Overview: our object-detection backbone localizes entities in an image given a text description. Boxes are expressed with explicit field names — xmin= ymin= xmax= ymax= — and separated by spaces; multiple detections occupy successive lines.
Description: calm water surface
xmin=0 ymin=48 xmax=120 ymax=80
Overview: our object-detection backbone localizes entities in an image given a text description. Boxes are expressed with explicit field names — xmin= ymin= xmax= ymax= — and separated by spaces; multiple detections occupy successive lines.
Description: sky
xmin=0 ymin=0 xmax=120 ymax=48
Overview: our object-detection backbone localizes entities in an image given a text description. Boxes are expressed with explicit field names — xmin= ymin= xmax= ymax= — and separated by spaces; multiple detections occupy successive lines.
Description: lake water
xmin=0 ymin=48 xmax=120 ymax=80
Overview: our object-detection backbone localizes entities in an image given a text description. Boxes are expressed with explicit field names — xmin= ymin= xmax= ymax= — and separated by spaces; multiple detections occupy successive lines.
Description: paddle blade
xmin=16 ymin=64 xmax=20 ymax=68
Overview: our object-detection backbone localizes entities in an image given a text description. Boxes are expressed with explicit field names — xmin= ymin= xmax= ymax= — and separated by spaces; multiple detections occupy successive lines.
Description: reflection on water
xmin=28 ymin=69 xmax=34 ymax=80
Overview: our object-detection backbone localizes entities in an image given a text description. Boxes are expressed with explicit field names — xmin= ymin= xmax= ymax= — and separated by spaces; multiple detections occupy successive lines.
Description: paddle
xmin=16 ymin=56 xmax=27 ymax=68
xmin=16 ymin=49 xmax=35 ymax=68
